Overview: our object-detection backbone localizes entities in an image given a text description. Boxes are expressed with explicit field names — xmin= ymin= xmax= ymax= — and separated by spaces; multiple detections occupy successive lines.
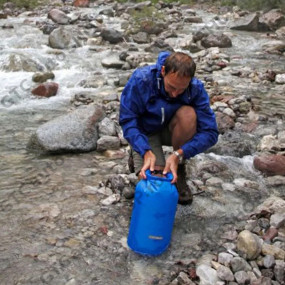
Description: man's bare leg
xmin=169 ymin=106 xmax=197 ymax=204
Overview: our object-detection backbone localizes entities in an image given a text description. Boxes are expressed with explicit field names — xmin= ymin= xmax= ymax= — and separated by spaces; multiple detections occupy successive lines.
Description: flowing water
xmin=0 ymin=4 xmax=285 ymax=285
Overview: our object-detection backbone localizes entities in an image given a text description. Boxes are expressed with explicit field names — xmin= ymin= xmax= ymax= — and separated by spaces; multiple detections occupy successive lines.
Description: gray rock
xmin=217 ymin=265 xmax=234 ymax=281
xmin=270 ymin=212 xmax=285 ymax=228
xmin=98 ymin=117 xmax=117 ymax=136
xmin=122 ymin=187 xmax=134 ymax=199
xmin=96 ymin=135 xmax=121 ymax=152
xmin=201 ymin=33 xmax=232 ymax=48
xmin=49 ymin=27 xmax=71 ymax=49
xmin=100 ymin=194 xmax=120 ymax=206
xmin=184 ymin=16 xmax=203 ymax=23
xmin=259 ymin=9 xmax=285 ymax=31
xmin=2 ymin=52 xmax=46 ymax=72
xmin=139 ymin=21 xmax=166 ymax=35
xmin=276 ymin=26 xmax=285 ymax=38
xmin=209 ymin=131 xmax=258 ymax=157
xmin=253 ymin=267 xmax=262 ymax=278
xmin=177 ymin=271 xmax=195 ymax=285
xmin=100 ymin=28 xmax=124 ymax=44
xmin=215 ymin=111 xmax=235 ymax=134
xmin=262 ymin=40 xmax=285 ymax=54
xmin=230 ymin=257 xmax=252 ymax=273
xmin=105 ymin=174 xmax=125 ymax=194
xmin=261 ymin=268 xmax=274 ymax=279
xmin=48 ymin=8 xmax=70 ymax=25
xmin=254 ymin=196 xmax=285 ymax=216
xmin=275 ymin=74 xmax=285 ymax=84
xmin=132 ymin=32 xmax=150 ymax=44
xmin=101 ymin=57 xmax=125 ymax=69
xmin=234 ymin=271 xmax=250 ymax=285
xmin=99 ymin=8 xmax=114 ymax=17
xmin=27 ymin=105 xmax=105 ymax=153
xmin=230 ymin=13 xmax=269 ymax=32
xmin=274 ymin=260 xmax=285 ymax=283
xmin=196 ymin=264 xmax=219 ymax=285
xmin=144 ymin=39 xmax=174 ymax=53
xmin=247 ymin=271 xmax=258 ymax=283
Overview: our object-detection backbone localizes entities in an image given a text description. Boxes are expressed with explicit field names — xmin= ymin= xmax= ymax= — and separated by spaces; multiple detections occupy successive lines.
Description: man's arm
xmin=119 ymin=70 xmax=151 ymax=157
xmin=181 ymin=81 xmax=219 ymax=159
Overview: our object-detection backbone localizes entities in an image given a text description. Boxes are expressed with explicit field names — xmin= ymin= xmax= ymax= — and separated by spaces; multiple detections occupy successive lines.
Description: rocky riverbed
xmin=0 ymin=0 xmax=284 ymax=284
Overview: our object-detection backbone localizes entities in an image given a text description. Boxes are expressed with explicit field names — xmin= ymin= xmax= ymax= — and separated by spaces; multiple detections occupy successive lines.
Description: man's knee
xmin=170 ymin=106 xmax=197 ymax=130
xmin=176 ymin=106 xmax=196 ymax=121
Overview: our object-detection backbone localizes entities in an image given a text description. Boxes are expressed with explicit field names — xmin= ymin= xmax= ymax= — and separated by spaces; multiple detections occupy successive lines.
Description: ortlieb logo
xmin=148 ymin=235 xmax=163 ymax=240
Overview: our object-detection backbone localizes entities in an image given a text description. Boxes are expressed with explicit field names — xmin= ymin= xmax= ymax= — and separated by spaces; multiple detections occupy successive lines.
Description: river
xmin=0 ymin=2 xmax=284 ymax=285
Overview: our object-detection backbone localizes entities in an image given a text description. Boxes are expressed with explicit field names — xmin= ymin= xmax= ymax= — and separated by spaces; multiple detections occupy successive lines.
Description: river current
xmin=0 ymin=3 xmax=284 ymax=285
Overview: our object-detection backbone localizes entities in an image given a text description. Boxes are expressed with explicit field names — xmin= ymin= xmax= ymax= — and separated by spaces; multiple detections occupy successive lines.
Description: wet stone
xmin=218 ymin=252 xmax=234 ymax=267
xmin=234 ymin=271 xmax=250 ymax=285
xmin=236 ymin=230 xmax=262 ymax=260
xmin=274 ymin=260 xmax=285 ymax=284
xmin=230 ymin=257 xmax=252 ymax=273
xmin=263 ymin=255 xmax=275 ymax=269
xmin=217 ymin=264 xmax=235 ymax=281
xmin=270 ymin=212 xmax=285 ymax=228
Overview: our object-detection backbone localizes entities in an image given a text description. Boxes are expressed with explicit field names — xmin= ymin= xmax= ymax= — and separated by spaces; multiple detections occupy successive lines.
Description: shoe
xmin=128 ymin=149 xmax=135 ymax=173
xmin=176 ymin=164 xmax=193 ymax=205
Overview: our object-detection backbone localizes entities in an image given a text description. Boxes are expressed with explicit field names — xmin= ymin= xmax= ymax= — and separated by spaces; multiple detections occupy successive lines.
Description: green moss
xmin=0 ymin=0 xmax=41 ymax=9
xmin=220 ymin=0 xmax=285 ymax=12
xmin=130 ymin=6 xmax=164 ymax=21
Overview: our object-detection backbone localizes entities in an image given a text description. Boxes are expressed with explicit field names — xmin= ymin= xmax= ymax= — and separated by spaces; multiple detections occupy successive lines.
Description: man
xmin=119 ymin=51 xmax=218 ymax=204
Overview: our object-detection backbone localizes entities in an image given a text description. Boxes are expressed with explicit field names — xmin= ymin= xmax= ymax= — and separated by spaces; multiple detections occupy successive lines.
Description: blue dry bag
xmin=127 ymin=170 xmax=178 ymax=256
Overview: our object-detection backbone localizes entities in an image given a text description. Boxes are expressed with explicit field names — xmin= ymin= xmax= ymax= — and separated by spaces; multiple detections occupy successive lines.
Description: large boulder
xmin=215 ymin=111 xmax=235 ymax=134
xmin=31 ymin=82 xmax=59 ymax=97
xmin=2 ymin=52 xmax=46 ymax=72
xmin=27 ymin=105 xmax=105 ymax=153
xmin=262 ymin=39 xmax=285 ymax=54
xmin=48 ymin=27 xmax=72 ymax=49
xmin=201 ymin=33 xmax=232 ymax=48
xmin=73 ymin=0 xmax=89 ymax=7
xmin=259 ymin=9 xmax=285 ymax=31
xmin=230 ymin=13 xmax=270 ymax=32
xmin=253 ymin=155 xmax=285 ymax=176
xmin=209 ymin=131 xmax=258 ymax=157
xmin=48 ymin=8 xmax=70 ymax=25
xmin=139 ymin=20 xmax=166 ymax=35
xmin=144 ymin=39 xmax=174 ymax=53
xmin=101 ymin=57 xmax=125 ymax=69
xmin=100 ymin=28 xmax=124 ymax=44
xmin=276 ymin=26 xmax=285 ymax=39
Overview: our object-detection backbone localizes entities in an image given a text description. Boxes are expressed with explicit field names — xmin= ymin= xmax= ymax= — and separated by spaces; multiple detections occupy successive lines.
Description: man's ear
xmin=161 ymin=66 xmax=165 ymax=77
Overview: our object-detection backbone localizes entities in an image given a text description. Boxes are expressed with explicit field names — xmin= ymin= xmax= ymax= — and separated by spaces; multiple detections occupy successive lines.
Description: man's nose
xmin=172 ymin=90 xmax=180 ymax=97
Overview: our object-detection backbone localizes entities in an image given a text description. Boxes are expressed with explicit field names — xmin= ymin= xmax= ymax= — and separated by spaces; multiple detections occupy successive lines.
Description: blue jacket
xmin=119 ymin=51 xmax=219 ymax=159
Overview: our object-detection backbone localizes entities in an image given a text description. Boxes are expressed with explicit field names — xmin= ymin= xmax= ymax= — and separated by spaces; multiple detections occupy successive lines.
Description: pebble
xmin=100 ymin=194 xmax=120 ymax=206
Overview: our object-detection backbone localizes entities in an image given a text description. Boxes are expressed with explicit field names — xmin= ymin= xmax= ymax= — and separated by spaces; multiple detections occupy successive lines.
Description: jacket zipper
xmin=161 ymin=107 xmax=165 ymax=124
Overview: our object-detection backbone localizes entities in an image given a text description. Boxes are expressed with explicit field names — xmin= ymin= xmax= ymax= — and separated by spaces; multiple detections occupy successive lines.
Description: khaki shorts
xmin=131 ymin=127 xmax=172 ymax=174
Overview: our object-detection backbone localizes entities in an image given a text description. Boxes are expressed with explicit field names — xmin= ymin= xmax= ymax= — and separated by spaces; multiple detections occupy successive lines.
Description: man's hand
xmin=163 ymin=153 xmax=180 ymax=184
xmin=139 ymin=150 xmax=156 ymax=179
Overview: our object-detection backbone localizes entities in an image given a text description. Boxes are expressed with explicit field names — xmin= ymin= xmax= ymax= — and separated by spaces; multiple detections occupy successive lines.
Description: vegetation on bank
xmin=116 ymin=0 xmax=285 ymax=12
xmin=0 ymin=0 xmax=284 ymax=12
xmin=219 ymin=0 xmax=285 ymax=12
xmin=0 ymin=0 xmax=41 ymax=9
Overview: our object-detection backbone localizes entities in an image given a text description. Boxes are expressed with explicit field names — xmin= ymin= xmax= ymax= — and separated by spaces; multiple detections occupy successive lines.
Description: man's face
xmin=161 ymin=66 xmax=191 ymax=98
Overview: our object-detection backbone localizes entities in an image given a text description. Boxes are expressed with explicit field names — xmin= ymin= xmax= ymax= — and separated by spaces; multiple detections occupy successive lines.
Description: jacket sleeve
xmin=181 ymin=82 xmax=219 ymax=159
xmin=119 ymin=70 xmax=151 ymax=157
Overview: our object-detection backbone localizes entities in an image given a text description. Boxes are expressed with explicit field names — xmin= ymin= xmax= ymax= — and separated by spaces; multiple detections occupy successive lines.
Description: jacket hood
xmin=155 ymin=51 xmax=171 ymax=75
